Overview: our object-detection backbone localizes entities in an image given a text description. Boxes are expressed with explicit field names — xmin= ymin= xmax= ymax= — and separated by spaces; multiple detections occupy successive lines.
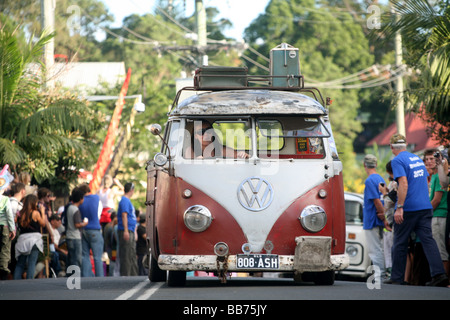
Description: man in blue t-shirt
xmin=386 ymin=133 xmax=448 ymax=287
xmin=363 ymin=154 xmax=386 ymax=276
xmin=78 ymin=184 xmax=104 ymax=277
xmin=117 ymin=182 xmax=138 ymax=276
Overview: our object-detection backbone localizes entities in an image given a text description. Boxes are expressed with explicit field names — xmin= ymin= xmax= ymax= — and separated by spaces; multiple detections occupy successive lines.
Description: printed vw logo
xmin=237 ymin=177 xmax=274 ymax=211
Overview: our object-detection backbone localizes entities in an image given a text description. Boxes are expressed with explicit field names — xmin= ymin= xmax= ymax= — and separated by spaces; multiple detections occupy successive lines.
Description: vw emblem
xmin=237 ymin=177 xmax=274 ymax=211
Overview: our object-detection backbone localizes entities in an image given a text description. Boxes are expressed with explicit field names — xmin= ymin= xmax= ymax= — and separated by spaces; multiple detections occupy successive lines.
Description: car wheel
xmin=149 ymin=254 xmax=166 ymax=282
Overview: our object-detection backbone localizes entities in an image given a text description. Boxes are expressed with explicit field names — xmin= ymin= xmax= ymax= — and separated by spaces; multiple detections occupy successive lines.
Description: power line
xmin=122 ymin=25 xmax=161 ymax=43
xmin=247 ymin=45 xmax=270 ymax=63
xmin=154 ymin=4 xmax=195 ymax=34
xmin=307 ymin=65 xmax=392 ymax=86
xmin=83 ymin=9 xmax=163 ymax=45
xmin=305 ymin=65 xmax=409 ymax=89
xmin=240 ymin=53 xmax=269 ymax=72
xmin=87 ymin=1 xmax=404 ymax=91
xmin=88 ymin=12 xmax=403 ymax=90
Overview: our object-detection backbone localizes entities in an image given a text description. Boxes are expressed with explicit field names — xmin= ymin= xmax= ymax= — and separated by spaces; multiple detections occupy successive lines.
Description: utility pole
xmin=195 ymin=0 xmax=208 ymax=66
xmin=391 ymin=2 xmax=405 ymax=136
xmin=156 ymin=1 xmax=246 ymax=69
xmin=41 ymin=0 xmax=55 ymax=88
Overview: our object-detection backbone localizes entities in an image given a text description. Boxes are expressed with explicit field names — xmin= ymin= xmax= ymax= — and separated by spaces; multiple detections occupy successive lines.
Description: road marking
xmin=115 ymin=279 xmax=149 ymax=300
xmin=136 ymin=282 xmax=164 ymax=300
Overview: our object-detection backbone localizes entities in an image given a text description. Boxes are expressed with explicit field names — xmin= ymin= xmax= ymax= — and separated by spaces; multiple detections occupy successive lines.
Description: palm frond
xmin=23 ymin=30 xmax=55 ymax=66
xmin=0 ymin=22 xmax=54 ymax=137
xmin=0 ymin=137 xmax=25 ymax=164
xmin=374 ymin=0 xmax=450 ymax=134
xmin=15 ymin=99 xmax=95 ymax=144
xmin=0 ymin=26 xmax=23 ymax=111
xmin=419 ymin=50 xmax=450 ymax=121
xmin=428 ymin=9 xmax=450 ymax=54
xmin=375 ymin=0 xmax=437 ymax=62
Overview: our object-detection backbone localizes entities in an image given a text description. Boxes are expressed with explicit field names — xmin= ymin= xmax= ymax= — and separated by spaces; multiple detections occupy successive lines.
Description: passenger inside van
xmin=183 ymin=121 xmax=249 ymax=159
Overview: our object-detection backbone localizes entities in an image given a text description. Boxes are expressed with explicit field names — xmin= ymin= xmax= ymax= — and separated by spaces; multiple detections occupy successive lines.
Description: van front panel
xmin=167 ymin=159 xmax=343 ymax=255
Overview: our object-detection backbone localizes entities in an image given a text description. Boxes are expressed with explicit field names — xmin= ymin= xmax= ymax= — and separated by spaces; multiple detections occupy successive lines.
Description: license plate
xmin=236 ymin=254 xmax=279 ymax=269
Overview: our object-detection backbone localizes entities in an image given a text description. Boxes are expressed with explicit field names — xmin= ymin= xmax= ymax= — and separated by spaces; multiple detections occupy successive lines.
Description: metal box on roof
xmin=270 ymin=43 xmax=301 ymax=87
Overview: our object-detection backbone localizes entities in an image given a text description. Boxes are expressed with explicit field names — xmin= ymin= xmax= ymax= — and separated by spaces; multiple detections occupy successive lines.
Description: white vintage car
xmin=336 ymin=192 xmax=371 ymax=279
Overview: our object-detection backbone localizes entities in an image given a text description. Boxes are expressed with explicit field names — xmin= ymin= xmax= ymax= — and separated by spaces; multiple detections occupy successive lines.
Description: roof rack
xmin=192 ymin=66 xmax=305 ymax=90
xmin=171 ymin=44 xmax=328 ymax=112
xmin=170 ymin=84 xmax=326 ymax=112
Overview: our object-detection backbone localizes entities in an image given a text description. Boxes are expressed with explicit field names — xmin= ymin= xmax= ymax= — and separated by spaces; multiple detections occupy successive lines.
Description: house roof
xmin=367 ymin=112 xmax=441 ymax=152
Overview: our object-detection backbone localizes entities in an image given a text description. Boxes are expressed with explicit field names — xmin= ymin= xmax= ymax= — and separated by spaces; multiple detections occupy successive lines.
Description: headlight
xmin=346 ymin=245 xmax=358 ymax=257
xmin=299 ymin=205 xmax=327 ymax=233
xmin=184 ymin=205 xmax=212 ymax=232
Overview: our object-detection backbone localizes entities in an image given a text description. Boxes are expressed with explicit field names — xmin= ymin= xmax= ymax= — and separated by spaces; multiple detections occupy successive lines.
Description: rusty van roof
xmin=170 ymin=89 xmax=327 ymax=116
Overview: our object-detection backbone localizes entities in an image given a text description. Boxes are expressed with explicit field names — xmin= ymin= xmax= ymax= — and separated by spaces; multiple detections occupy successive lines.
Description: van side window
xmin=163 ymin=120 xmax=181 ymax=158
xmin=162 ymin=121 xmax=171 ymax=155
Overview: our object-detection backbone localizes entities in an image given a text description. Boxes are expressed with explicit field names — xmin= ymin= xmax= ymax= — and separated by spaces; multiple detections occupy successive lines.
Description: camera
xmin=434 ymin=151 xmax=441 ymax=159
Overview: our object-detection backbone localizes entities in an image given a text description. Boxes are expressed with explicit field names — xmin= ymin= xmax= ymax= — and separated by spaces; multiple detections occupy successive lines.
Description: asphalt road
xmin=1 ymin=275 xmax=449 ymax=301
xmin=1 ymin=275 xmax=449 ymax=318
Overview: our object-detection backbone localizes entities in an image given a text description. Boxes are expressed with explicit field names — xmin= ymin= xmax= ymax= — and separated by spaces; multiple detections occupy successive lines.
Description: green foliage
xmin=376 ymin=0 xmax=450 ymax=144
xmin=0 ymin=14 xmax=101 ymax=195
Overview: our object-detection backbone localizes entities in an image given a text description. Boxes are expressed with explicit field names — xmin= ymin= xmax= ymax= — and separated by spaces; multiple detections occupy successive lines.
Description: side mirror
xmin=149 ymin=123 xmax=162 ymax=136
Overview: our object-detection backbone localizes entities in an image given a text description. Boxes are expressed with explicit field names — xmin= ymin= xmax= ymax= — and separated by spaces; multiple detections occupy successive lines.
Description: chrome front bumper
xmin=158 ymin=236 xmax=349 ymax=273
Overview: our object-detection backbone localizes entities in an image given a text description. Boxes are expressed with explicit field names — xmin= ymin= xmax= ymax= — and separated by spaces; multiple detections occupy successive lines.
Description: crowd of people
xmin=363 ymin=133 xmax=449 ymax=287
xmin=0 ymin=173 xmax=149 ymax=280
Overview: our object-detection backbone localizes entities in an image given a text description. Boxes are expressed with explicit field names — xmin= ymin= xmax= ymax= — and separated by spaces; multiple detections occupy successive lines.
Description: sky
xmin=101 ymin=0 xmax=271 ymax=41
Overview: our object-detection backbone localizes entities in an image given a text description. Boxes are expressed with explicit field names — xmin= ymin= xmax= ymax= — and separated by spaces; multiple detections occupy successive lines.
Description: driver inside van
xmin=184 ymin=121 xmax=249 ymax=159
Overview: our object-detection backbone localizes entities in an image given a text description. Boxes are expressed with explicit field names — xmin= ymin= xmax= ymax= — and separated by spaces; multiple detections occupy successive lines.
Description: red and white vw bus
xmin=146 ymin=44 xmax=348 ymax=286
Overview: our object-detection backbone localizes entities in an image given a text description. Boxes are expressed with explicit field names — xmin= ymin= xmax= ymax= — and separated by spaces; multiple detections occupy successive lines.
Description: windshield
xmin=256 ymin=116 xmax=327 ymax=159
xmin=182 ymin=116 xmax=328 ymax=160
xmin=257 ymin=117 xmax=330 ymax=138
xmin=182 ymin=119 xmax=251 ymax=159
